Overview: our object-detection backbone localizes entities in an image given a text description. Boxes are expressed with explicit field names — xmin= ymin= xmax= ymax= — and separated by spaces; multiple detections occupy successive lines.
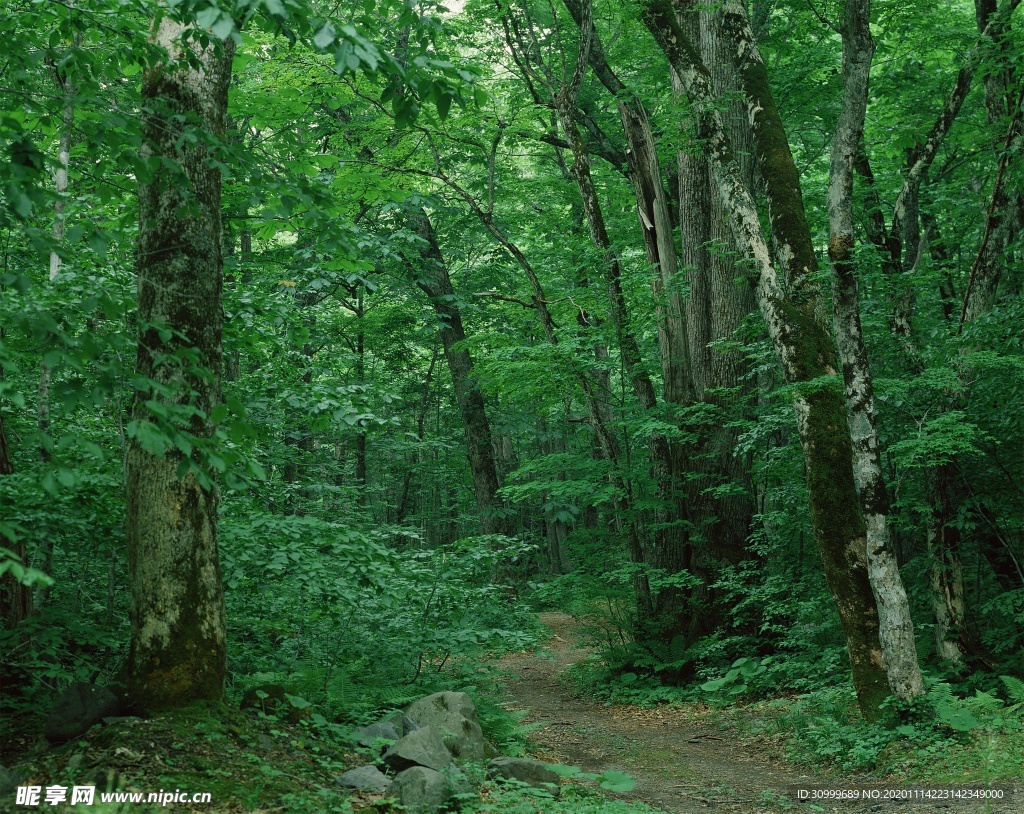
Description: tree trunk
xmin=640 ymin=0 xmax=890 ymax=720
xmin=409 ymin=209 xmax=511 ymax=537
xmin=558 ymin=1 xmax=680 ymax=633
xmin=960 ymin=84 xmax=1024 ymax=325
xmin=34 ymin=51 xmax=79 ymax=610
xmin=674 ymin=3 xmax=758 ymax=624
xmin=354 ymin=287 xmax=368 ymax=504
xmin=126 ymin=16 xmax=233 ymax=712
xmin=395 ymin=342 xmax=438 ymax=525
xmin=926 ymin=463 xmax=970 ymax=664
xmin=827 ymin=0 xmax=924 ymax=700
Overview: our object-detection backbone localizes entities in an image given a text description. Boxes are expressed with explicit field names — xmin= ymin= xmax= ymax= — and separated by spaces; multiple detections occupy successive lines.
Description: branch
xmin=473 ymin=290 xmax=536 ymax=309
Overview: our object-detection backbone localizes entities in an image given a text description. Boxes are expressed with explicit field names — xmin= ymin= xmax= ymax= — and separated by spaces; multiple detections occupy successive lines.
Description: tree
xmin=408 ymin=206 xmax=511 ymax=536
xmin=125 ymin=14 xmax=234 ymax=711
xmin=639 ymin=0 xmax=891 ymax=719
xmin=826 ymin=0 xmax=924 ymax=700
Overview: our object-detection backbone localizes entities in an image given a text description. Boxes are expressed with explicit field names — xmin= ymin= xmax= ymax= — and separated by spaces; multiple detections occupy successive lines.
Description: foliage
xmin=2 ymin=0 xmax=1024 ymax=803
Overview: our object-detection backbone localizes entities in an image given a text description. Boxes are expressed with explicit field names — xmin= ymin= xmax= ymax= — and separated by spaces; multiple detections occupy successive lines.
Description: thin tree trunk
xmin=33 ymin=50 xmax=79 ymax=610
xmin=640 ymin=0 xmax=890 ymax=720
xmin=406 ymin=139 xmax=653 ymax=614
xmin=926 ymin=463 xmax=970 ymax=663
xmin=409 ymin=209 xmax=511 ymax=537
xmin=395 ymin=342 xmax=438 ymax=525
xmin=354 ymin=287 xmax=368 ymax=504
xmin=126 ymin=16 xmax=233 ymax=712
xmin=827 ymin=0 xmax=924 ymax=700
xmin=959 ymin=83 xmax=1024 ymax=326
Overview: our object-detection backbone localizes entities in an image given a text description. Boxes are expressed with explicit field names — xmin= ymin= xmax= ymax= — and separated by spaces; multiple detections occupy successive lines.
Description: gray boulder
xmin=336 ymin=765 xmax=392 ymax=792
xmin=382 ymin=726 xmax=452 ymax=773
xmin=356 ymin=721 xmax=399 ymax=751
xmin=401 ymin=714 xmax=420 ymax=735
xmin=487 ymin=757 xmax=560 ymax=793
xmin=0 ymin=764 xmax=18 ymax=797
xmin=45 ymin=683 xmax=121 ymax=744
xmin=403 ymin=691 xmax=485 ymax=761
xmin=389 ymin=766 xmax=451 ymax=813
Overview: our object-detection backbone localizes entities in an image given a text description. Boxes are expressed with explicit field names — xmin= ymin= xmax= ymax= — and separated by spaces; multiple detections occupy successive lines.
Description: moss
xmin=5 ymin=698 xmax=364 ymax=812
xmin=778 ymin=299 xmax=839 ymax=381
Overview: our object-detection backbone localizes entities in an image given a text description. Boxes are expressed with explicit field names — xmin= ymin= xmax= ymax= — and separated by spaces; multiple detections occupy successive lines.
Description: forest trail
xmin=497 ymin=613 xmax=1017 ymax=814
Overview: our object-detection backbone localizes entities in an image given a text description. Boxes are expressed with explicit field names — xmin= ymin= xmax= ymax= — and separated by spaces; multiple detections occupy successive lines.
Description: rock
xmin=403 ymin=692 xmax=485 ymax=761
xmin=487 ymin=757 xmax=560 ymax=793
xmin=0 ymin=764 xmax=18 ymax=797
xmin=483 ymin=740 xmax=500 ymax=759
xmin=401 ymin=715 xmax=420 ymax=735
xmin=336 ymin=765 xmax=392 ymax=792
xmin=45 ymin=683 xmax=121 ymax=744
xmin=356 ymin=721 xmax=399 ymax=750
xmin=389 ymin=766 xmax=451 ymax=813
xmin=382 ymin=726 xmax=452 ymax=773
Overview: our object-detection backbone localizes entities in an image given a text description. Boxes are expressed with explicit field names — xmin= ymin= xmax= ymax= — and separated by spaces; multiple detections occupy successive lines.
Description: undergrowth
xmin=0 ymin=696 xmax=658 ymax=814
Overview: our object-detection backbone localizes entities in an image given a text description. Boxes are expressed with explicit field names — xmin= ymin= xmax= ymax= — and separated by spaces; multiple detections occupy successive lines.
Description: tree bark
xmin=960 ymin=83 xmax=1024 ymax=326
xmin=673 ymin=3 xmax=758 ymax=619
xmin=409 ymin=208 xmax=511 ymax=537
xmin=640 ymin=0 xmax=890 ymax=720
xmin=827 ymin=0 xmax=924 ymax=700
xmin=126 ymin=16 xmax=233 ymax=712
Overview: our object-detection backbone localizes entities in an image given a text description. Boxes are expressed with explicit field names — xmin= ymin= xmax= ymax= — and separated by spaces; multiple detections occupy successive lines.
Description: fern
xmin=1000 ymin=675 xmax=1024 ymax=705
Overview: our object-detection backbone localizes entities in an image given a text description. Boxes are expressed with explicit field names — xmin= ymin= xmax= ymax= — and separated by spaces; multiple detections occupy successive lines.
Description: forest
xmin=1 ymin=0 xmax=1023 ymax=811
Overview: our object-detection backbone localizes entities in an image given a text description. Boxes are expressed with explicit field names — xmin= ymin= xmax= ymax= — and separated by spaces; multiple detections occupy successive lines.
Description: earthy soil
xmin=497 ymin=612 xmax=1019 ymax=814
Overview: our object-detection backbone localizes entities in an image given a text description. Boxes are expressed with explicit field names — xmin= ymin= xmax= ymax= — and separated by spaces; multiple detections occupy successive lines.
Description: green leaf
xmin=196 ymin=6 xmax=221 ymax=29
xmin=313 ymin=22 xmax=335 ymax=50
xmin=599 ymin=770 xmax=635 ymax=793
xmin=436 ymin=91 xmax=452 ymax=119
xmin=211 ymin=14 xmax=236 ymax=42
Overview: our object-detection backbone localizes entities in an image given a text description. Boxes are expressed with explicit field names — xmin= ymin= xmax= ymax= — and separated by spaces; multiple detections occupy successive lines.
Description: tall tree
xmin=640 ymin=0 xmax=891 ymax=719
xmin=126 ymin=15 xmax=234 ymax=711
xmin=826 ymin=0 xmax=924 ymax=700
xmin=408 ymin=207 xmax=512 ymax=537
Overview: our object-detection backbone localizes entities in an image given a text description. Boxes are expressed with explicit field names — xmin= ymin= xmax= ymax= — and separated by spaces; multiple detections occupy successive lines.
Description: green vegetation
xmin=2 ymin=0 xmax=1023 ymax=809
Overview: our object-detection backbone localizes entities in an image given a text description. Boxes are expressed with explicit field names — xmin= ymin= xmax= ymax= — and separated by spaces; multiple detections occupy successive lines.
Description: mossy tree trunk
xmin=126 ymin=17 xmax=233 ymax=713
xmin=640 ymin=0 xmax=890 ymax=720
xmin=827 ymin=0 xmax=924 ymax=701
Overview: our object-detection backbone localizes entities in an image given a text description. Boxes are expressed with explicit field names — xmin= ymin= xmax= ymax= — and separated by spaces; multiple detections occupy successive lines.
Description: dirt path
xmin=497 ymin=613 xmax=1018 ymax=814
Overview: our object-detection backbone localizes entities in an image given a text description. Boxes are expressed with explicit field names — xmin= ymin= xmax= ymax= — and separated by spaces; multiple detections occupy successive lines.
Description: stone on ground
xmin=403 ymin=691 xmax=485 ymax=761
xmin=356 ymin=721 xmax=399 ymax=750
xmin=336 ymin=765 xmax=392 ymax=792
xmin=487 ymin=756 xmax=560 ymax=792
xmin=45 ymin=683 xmax=122 ymax=744
xmin=389 ymin=766 xmax=452 ymax=813
xmin=382 ymin=726 xmax=452 ymax=772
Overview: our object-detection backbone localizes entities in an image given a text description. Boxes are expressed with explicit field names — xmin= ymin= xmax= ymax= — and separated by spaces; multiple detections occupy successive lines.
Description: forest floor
xmin=497 ymin=612 xmax=1021 ymax=814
